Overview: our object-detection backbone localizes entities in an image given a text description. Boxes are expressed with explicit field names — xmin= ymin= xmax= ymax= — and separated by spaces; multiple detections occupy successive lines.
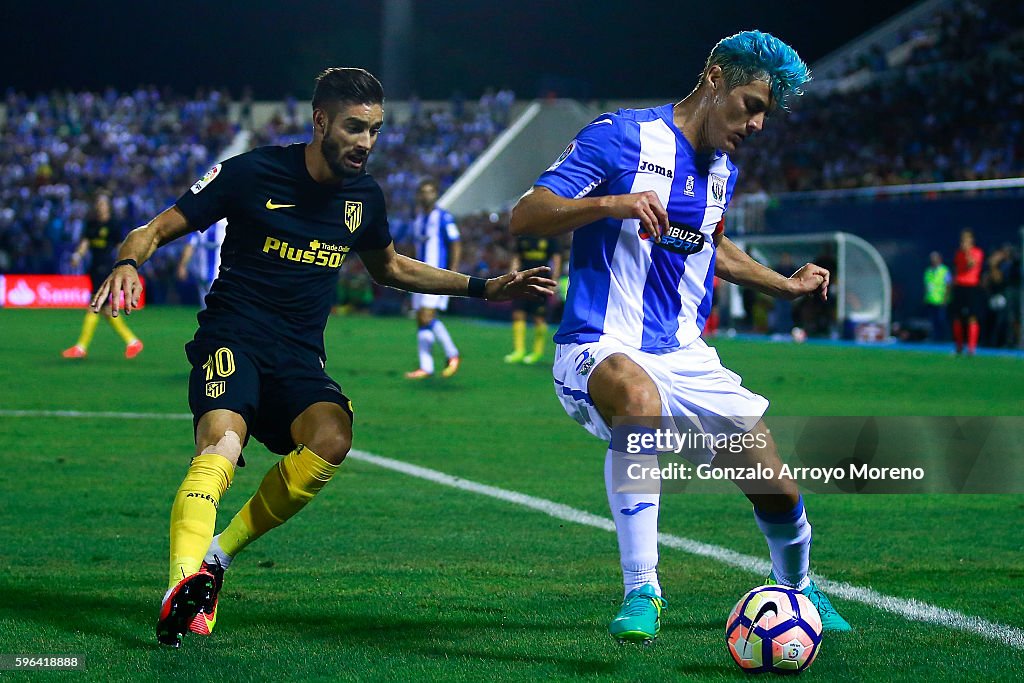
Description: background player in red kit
xmin=951 ymin=228 xmax=984 ymax=355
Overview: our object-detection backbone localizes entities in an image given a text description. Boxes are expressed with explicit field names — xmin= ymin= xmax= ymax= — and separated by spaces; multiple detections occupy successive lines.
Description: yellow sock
xmin=75 ymin=313 xmax=100 ymax=349
xmin=106 ymin=314 xmax=137 ymax=344
xmin=168 ymin=454 xmax=234 ymax=588
xmin=532 ymin=322 xmax=548 ymax=357
xmin=511 ymin=319 xmax=526 ymax=354
xmin=218 ymin=445 xmax=338 ymax=558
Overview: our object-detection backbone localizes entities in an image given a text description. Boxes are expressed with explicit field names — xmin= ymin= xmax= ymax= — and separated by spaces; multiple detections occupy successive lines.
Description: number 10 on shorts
xmin=202 ymin=347 xmax=235 ymax=398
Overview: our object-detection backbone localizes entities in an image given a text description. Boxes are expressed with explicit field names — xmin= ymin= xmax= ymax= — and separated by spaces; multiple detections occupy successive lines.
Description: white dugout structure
xmin=731 ymin=232 xmax=893 ymax=337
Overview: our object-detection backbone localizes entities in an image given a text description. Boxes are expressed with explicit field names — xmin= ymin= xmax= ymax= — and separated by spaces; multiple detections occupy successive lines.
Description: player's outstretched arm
xmin=715 ymin=234 xmax=829 ymax=301
xmin=359 ymin=243 xmax=557 ymax=301
xmin=90 ymin=206 xmax=194 ymax=316
xmin=510 ymin=186 xmax=669 ymax=241
xmin=176 ymin=242 xmax=195 ymax=281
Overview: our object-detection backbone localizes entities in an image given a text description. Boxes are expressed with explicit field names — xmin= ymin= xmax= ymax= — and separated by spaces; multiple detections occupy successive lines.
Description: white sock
xmin=417 ymin=327 xmax=436 ymax=373
xmin=605 ymin=447 xmax=661 ymax=597
xmin=204 ymin=534 xmax=234 ymax=571
xmin=432 ymin=320 xmax=459 ymax=359
xmin=754 ymin=497 xmax=811 ymax=591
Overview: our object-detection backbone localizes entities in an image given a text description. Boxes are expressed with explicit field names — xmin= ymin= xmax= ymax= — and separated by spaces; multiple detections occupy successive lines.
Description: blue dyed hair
xmin=703 ymin=30 xmax=811 ymax=111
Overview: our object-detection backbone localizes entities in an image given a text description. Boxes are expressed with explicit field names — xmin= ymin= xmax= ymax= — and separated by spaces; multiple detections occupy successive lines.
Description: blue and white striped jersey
xmin=188 ymin=219 xmax=226 ymax=285
xmin=413 ymin=207 xmax=460 ymax=269
xmin=536 ymin=104 xmax=737 ymax=353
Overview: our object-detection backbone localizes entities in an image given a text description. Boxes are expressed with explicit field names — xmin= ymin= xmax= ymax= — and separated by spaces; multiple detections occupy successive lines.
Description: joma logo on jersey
xmin=344 ymin=201 xmax=363 ymax=233
xmin=262 ymin=236 xmax=350 ymax=268
xmin=638 ymin=160 xmax=674 ymax=179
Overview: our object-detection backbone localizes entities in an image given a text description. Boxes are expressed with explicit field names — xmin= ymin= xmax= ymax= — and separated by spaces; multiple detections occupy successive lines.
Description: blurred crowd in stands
xmin=0 ymin=87 xmax=234 ymax=301
xmin=252 ymin=90 xmax=516 ymax=316
xmin=1 ymin=1 xmax=1020 ymax=347
xmin=735 ymin=0 xmax=1024 ymax=191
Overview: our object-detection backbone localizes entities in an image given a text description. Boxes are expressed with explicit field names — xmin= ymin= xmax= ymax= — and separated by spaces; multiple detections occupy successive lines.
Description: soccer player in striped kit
xmin=510 ymin=31 xmax=851 ymax=642
xmin=406 ymin=178 xmax=462 ymax=378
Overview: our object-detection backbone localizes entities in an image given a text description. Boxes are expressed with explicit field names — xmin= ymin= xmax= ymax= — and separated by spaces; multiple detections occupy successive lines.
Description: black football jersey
xmin=175 ymin=144 xmax=393 ymax=356
xmin=83 ymin=219 xmax=117 ymax=273
xmin=515 ymin=235 xmax=560 ymax=270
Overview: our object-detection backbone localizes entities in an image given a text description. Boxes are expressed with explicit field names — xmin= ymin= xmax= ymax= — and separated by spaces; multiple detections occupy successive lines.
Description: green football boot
xmin=504 ymin=350 xmax=526 ymax=364
xmin=768 ymin=572 xmax=853 ymax=632
xmin=609 ymin=584 xmax=667 ymax=643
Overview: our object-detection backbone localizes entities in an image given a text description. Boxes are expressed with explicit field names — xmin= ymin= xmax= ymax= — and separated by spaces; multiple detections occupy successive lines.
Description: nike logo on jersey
xmin=266 ymin=199 xmax=296 ymax=210
xmin=620 ymin=502 xmax=656 ymax=516
xmin=591 ymin=119 xmax=613 ymax=126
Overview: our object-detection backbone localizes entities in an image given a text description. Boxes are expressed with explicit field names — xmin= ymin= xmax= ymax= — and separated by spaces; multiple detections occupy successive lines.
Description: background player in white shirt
xmin=176 ymin=219 xmax=226 ymax=310
xmin=406 ymin=178 xmax=462 ymax=378
xmin=510 ymin=30 xmax=850 ymax=642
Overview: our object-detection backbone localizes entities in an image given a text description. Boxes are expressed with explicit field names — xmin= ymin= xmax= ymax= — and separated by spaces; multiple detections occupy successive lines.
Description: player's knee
xmin=198 ymin=429 xmax=243 ymax=466
xmin=306 ymin=428 xmax=351 ymax=466
xmin=591 ymin=356 xmax=661 ymax=421
xmin=616 ymin=383 xmax=661 ymax=418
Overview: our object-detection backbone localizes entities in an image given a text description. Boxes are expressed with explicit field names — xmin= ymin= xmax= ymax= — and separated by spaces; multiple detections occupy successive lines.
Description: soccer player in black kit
xmin=90 ymin=68 xmax=556 ymax=648
xmin=62 ymin=192 xmax=144 ymax=359
xmin=504 ymin=235 xmax=562 ymax=365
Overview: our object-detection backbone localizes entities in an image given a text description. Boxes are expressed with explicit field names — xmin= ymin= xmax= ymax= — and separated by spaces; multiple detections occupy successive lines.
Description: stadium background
xmin=1 ymin=0 xmax=1022 ymax=679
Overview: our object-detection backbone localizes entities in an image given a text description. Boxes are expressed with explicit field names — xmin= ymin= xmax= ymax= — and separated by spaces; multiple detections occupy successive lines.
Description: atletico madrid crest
xmin=345 ymin=201 xmax=363 ymax=232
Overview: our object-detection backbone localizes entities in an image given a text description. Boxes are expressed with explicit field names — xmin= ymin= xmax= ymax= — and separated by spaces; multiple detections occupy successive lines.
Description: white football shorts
xmin=411 ymin=293 xmax=449 ymax=311
xmin=553 ymin=336 xmax=769 ymax=444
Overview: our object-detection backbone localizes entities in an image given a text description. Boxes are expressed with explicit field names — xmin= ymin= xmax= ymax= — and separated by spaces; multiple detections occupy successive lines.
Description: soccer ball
xmin=725 ymin=585 xmax=822 ymax=674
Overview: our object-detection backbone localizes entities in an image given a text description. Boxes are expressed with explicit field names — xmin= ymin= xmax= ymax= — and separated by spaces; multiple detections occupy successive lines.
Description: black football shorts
xmin=950 ymin=285 xmax=985 ymax=319
xmin=513 ymin=295 xmax=548 ymax=318
xmin=185 ymin=338 xmax=353 ymax=460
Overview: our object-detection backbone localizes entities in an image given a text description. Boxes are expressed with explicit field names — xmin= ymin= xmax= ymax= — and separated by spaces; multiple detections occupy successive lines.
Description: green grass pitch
xmin=1 ymin=307 xmax=1022 ymax=680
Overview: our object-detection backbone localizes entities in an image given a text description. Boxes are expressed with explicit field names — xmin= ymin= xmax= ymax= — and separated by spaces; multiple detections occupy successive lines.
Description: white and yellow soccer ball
xmin=726 ymin=585 xmax=823 ymax=674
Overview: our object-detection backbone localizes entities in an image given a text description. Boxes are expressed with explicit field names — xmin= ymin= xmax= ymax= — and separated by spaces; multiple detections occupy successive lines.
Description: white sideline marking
xmin=350 ymin=450 xmax=1024 ymax=650
xmin=4 ymin=408 xmax=1023 ymax=650
xmin=0 ymin=409 xmax=192 ymax=420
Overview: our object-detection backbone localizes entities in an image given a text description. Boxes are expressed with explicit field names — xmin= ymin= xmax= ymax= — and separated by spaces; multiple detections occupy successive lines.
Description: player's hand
xmin=607 ymin=191 xmax=669 ymax=242
xmin=90 ymin=264 xmax=143 ymax=316
xmin=786 ymin=263 xmax=830 ymax=301
xmin=485 ymin=266 xmax=558 ymax=302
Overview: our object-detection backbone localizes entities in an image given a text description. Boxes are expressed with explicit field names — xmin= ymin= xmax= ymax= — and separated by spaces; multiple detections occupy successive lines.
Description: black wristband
xmin=113 ymin=258 xmax=138 ymax=270
xmin=467 ymin=276 xmax=487 ymax=299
